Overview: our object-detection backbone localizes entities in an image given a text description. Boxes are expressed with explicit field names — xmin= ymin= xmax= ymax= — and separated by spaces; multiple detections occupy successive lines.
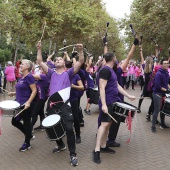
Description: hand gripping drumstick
xmin=129 ymin=24 xmax=136 ymax=38
xmin=107 ymin=112 xmax=118 ymax=123
xmin=0 ymin=87 xmax=9 ymax=93
xmin=40 ymin=21 xmax=46 ymax=42
xmin=14 ymin=108 xmax=25 ymax=118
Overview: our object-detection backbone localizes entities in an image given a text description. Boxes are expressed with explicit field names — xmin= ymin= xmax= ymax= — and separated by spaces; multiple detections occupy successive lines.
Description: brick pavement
xmin=0 ymin=87 xmax=170 ymax=170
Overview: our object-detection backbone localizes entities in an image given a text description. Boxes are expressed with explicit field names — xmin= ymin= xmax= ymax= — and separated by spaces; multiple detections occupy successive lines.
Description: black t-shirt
xmin=99 ymin=68 xmax=111 ymax=81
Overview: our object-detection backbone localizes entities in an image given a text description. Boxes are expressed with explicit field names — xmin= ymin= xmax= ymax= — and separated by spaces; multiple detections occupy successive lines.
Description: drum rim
xmin=165 ymin=98 xmax=170 ymax=102
xmin=0 ymin=100 xmax=20 ymax=110
xmin=115 ymin=102 xmax=136 ymax=111
xmin=42 ymin=114 xmax=61 ymax=127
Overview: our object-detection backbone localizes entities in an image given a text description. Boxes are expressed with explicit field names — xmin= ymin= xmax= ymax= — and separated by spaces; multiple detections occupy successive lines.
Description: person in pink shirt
xmin=135 ymin=64 xmax=144 ymax=90
xmin=5 ymin=61 xmax=16 ymax=92
xmin=126 ymin=61 xmax=136 ymax=90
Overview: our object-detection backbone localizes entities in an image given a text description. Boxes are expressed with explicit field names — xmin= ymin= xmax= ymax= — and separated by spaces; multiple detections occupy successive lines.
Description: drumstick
xmin=107 ymin=112 xmax=118 ymax=123
xmin=14 ymin=108 xmax=25 ymax=118
xmin=58 ymin=44 xmax=76 ymax=51
xmin=40 ymin=21 xmax=46 ymax=42
xmin=0 ymin=87 xmax=9 ymax=93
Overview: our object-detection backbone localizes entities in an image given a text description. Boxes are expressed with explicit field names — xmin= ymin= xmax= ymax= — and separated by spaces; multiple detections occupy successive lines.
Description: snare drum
xmin=0 ymin=100 xmax=20 ymax=117
xmin=114 ymin=102 xmax=137 ymax=118
xmin=161 ymin=98 xmax=170 ymax=117
xmin=42 ymin=114 xmax=66 ymax=141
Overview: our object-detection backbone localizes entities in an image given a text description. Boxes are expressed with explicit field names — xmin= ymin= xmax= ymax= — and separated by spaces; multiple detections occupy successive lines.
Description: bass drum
xmin=42 ymin=114 xmax=66 ymax=141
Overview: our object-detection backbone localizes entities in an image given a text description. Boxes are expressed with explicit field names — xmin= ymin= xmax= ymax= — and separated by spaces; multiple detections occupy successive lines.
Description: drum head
xmin=0 ymin=100 xmax=20 ymax=110
xmin=42 ymin=114 xmax=61 ymax=127
xmin=165 ymin=98 xmax=170 ymax=103
xmin=115 ymin=102 xmax=136 ymax=110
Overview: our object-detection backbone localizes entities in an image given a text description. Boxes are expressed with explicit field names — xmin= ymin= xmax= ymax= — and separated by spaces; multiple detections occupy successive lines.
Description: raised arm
xmin=73 ymin=44 xmax=84 ymax=74
xmin=139 ymin=45 xmax=144 ymax=64
xmin=86 ymin=56 xmax=93 ymax=72
xmin=47 ymin=51 xmax=55 ymax=62
xmin=120 ymin=37 xmax=139 ymax=71
xmin=36 ymin=41 xmax=49 ymax=74
xmin=63 ymin=51 xmax=71 ymax=61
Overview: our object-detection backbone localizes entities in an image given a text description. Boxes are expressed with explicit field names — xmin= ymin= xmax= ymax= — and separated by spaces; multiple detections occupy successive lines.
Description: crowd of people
xmin=0 ymin=35 xmax=170 ymax=166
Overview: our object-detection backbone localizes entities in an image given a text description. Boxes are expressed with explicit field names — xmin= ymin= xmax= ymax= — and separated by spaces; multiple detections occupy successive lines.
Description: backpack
xmin=147 ymin=72 xmax=155 ymax=92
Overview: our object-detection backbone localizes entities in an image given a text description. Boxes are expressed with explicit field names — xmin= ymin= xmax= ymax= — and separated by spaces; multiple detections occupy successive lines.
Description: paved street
xmin=0 ymin=87 xmax=170 ymax=170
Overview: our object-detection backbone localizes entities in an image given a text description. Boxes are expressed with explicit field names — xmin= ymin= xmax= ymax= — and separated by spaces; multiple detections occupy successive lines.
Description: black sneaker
xmin=34 ymin=125 xmax=45 ymax=131
xmin=86 ymin=110 xmax=91 ymax=115
xmin=93 ymin=150 xmax=101 ymax=164
xmin=53 ymin=144 xmax=66 ymax=153
xmin=80 ymin=122 xmax=84 ymax=127
xmin=100 ymin=146 xmax=115 ymax=154
xmin=156 ymin=120 xmax=160 ymax=125
xmin=151 ymin=126 xmax=156 ymax=133
xmin=137 ymin=108 xmax=141 ymax=113
xmin=146 ymin=114 xmax=151 ymax=121
xmin=107 ymin=140 xmax=120 ymax=147
xmin=70 ymin=156 xmax=78 ymax=166
xmin=76 ymin=136 xmax=81 ymax=144
xmin=19 ymin=143 xmax=31 ymax=152
xmin=30 ymin=135 xmax=35 ymax=140
xmin=160 ymin=124 xmax=169 ymax=129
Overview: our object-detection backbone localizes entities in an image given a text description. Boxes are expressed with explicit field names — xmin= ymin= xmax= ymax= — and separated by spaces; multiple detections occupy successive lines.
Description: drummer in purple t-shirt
xmin=9 ymin=60 xmax=37 ymax=152
xmin=36 ymin=41 xmax=84 ymax=166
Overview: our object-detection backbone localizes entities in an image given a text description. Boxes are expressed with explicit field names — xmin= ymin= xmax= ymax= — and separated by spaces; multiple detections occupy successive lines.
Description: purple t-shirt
xmin=47 ymin=67 xmax=74 ymax=98
xmin=70 ymin=74 xmax=81 ymax=101
xmin=47 ymin=61 xmax=56 ymax=69
xmin=84 ymin=70 xmax=94 ymax=89
xmin=36 ymin=74 xmax=50 ymax=99
xmin=16 ymin=73 xmax=35 ymax=105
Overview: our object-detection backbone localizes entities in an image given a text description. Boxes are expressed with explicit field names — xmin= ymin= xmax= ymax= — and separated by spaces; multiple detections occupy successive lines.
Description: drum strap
xmin=55 ymin=99 xmax=70 ymax=114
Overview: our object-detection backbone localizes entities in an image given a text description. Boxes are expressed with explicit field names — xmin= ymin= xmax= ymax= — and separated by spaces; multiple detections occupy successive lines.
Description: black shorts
xmin=100 ymin=104 xmax=114 ymax=122
xmin=86 ymin=88 xmax=94 ymax=104
xmin=100 ymin=103 xmax=126 ymax=123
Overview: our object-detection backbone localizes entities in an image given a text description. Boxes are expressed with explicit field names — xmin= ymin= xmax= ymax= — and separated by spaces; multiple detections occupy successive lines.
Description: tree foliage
xmin=0 ymin=0 xmax=125 ymax=64
xmin=121 ymin=0 xmax=170 ymax=60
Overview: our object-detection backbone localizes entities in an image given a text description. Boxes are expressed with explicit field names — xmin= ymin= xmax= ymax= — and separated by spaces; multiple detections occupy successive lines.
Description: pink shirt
xmin=168 ymin=68 xmax=170 ymax=76
xmin=135 ymin=67 xmax=142 ymax=77
xmin=5 ymin=66 xmax=16 ymax=81
xmin=128 ymin=65 xmax=135 ymax=74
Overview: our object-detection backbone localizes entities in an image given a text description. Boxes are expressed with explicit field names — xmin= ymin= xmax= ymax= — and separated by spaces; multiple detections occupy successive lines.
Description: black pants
xmin=70 ymin=99 xmax=80 ymax=137
xmin=11 ymin=103 xmax=34 ymax=145
xmin=77 ymin=97 xmax=84 ymax=123
xmin=31 ymin=98 xmax=46 ymax=128
xmin=3 ymin=77 xmax=6 ymax=90
xmin=126 ymin=77 xmax=135 ymax=89
xmin=108 ymin=114 xmax=121 ymax=141
xmin=46 ymin=93 xmax=76 ymax=156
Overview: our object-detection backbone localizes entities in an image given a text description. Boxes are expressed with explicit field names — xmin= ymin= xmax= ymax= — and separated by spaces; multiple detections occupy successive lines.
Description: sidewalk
xmin=0 ymin=87 xmax=170 ymax=170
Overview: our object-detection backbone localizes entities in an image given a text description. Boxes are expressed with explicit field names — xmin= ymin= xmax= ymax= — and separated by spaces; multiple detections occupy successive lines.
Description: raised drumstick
xmin=40 ymin=21 xmax=46 ymax=42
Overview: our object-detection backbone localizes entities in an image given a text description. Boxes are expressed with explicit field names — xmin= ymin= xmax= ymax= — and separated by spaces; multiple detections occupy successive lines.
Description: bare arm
xmin=73 ymin=44 xmax=84 ymax=74
xmin=99 ymin=78 xmax=108 ymax=114
xmin=71 ymin=80 xmax=84 ymax=91
xmin=86 ymin=56 xmax=93 ymax=72
xmin=47 ymin=51 xmax=55 ymax=62
xmin=63 ymin=51 xmax=71 ymax=61
xmin=24 ymin=84 xmax=37 ymax=109
xmin=139 ymin=45 xmax=144 ymax=64
xmin=104 ymin=44 xmax=108 ymax=54
xmin=36 ymin=41 xmax=49 ymax=74
xmin=117 ymin=83 xmax=135 ymax=101
xmin=33 ymin=74 xmax=41 ymax=80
